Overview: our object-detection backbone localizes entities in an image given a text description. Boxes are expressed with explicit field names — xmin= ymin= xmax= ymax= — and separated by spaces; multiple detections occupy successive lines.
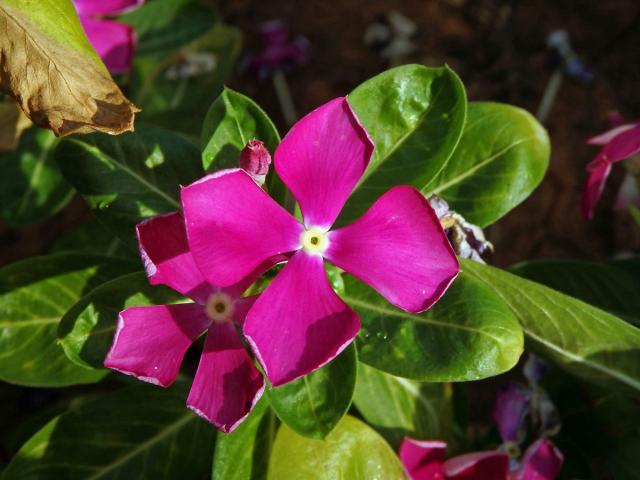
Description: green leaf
xmin=345 ymin=272 xmax=523 ymax=381
xmin=0 ymin=254 xmax=137 ymax=387
xmin=52 ymin=218 xmax=135 ymax=258
xmin=120 ymin=0 xmax=218 ymax=57
xmin=267 ymin=344 xmax=356 ymax=439
xmin=212 ymin=398 xmax=276 ymax=480
xmin=342 ymin=64 xmax=467 ymax=224
xmin=201 ymin=87 xmax=280 ymax=171
xmin=510 ymin=259 xmax=640 ymax=326
xmin=463 ymin=259 xmax=640 ymax=392
xmin=1 ymin=383 xmax=215 ymax=480
xmin=0 ymin=128 xmax=72 ymax=225
xmin=58 ymin=272 xmax=184 ymax=370
xmin=426 ymin=102 xmax=550 ymax=227
xmin=353 ymin=362 xmax=453 ymax=449
xmin=267 ymin=415 xmax=405 ymax=480
xmin=55 ymin=125 xmax=203 ymax=243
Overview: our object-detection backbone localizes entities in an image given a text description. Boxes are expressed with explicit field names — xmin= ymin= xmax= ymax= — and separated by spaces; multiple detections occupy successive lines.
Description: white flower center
xmin=205 ymin=292 xmax=234 ymax=323
xmin=300 ymin=227 xmax=329 ymax=255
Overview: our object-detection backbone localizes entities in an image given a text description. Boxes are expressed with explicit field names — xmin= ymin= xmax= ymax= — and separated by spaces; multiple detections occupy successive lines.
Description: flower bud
xmin=239 ymin=139 xmax=272 ymax=186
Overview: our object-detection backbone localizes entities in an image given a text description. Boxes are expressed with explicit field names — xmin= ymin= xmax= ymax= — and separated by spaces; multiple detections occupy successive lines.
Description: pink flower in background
xmin=104 ymin=212 xmax=264 ymax=433
xmin=73 ymin=0 xmax=143 ymax=74
xmin=581 ymin=114 xmax=640 ymax=219
xmin=181 ymin=97 xmax=459 ymax=386
xmin=400 ymin=437 xmax=563 ymax=480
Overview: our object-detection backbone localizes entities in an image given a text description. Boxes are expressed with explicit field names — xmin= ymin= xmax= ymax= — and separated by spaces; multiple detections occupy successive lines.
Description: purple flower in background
xmin=73 ymin=0 xmax=143 ymax=74
xmin=243 ymin=20 xmax=309 ymax=79
xmin=494 ymin=383 xmax=531 ymax=446
xmin=181 ymin=97 xmax=459 ymax=386
xmin=104 ymin=212 xmax=265 ymax=433
xmin=399 ymin=437 xmax=563 ymax=480
xmin=582 ymin=114 xmax=640 ymax=219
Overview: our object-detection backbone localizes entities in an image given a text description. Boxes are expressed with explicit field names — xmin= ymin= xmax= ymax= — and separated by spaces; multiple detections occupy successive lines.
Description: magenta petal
xmin=181 ymin=170 xmax=302 ymax=287
xmin=74 ymin=0 xmax=144 ymax=16
xmin=598 ymin=123 xmax=640 ymax=163
xmin=399 ymin=438 xmax=447 ymax=480
xmin=137 ymin=212 xmax=212 ymax=304
xmin=104 ymin=304 xmax=210 ymax=387
xmin=186 ymin=323 xmax=265 ymax=433
xmin=275 ymin=97 xmax=374 ymax=229
xmin=513 ymin=439 xmax=563 ymax=480
xmin=586 ymin=122 xmax=638 ymax=146
xmin=326 ymin=186 xmax=459 ymax=313
xmin=80 ymin=18 xmax=136 ymax=74
xmin=244 ymin=251 xmax=360 ymax=386
xmin=581 ymin=162 xmax=611 ymax=220
xmin=231 ymin=295 xmax=259 ymax=327
xmin=444 ymin=451 xmax=510 ymax=480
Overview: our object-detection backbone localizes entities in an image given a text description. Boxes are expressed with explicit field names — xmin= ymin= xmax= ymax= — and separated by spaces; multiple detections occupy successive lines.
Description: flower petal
xmin=244 ymin=251 xmax=360 ymax=386
xmin=586 ymin=122 xmax=638 ymax=145
xmin=186 ymin=322 xmax=265 ymax=433
xmin=581 ymin=162 xmax=611 ymax=220
xmin=181 ymin=170 xmax=302 ymax=287
xmin=512 ymin=439 xmax=563 ymax=480
xmin=443 ymin=451 xmax=510 ymax=480
xmin=73 ymin=0 xmax=144 ymax=16
xmin=326 ymin=186 xmax=459 ymax=313
xmin=104 ymin=304 xmax=210 ymax=387
xmin=493 ymin=383 xmax=531 ymax=444
xmin=137 ymin=212 xmax=212 ymax=304
xmin=399 ymin=438 xmax=447 ymax=480
xmin=80 ymin=18 xmax=136 ymax=75
xmin=275 ymin=97 xmax=374 ymax=229
xmin=598 ymin=123 xmax=640 ymax=163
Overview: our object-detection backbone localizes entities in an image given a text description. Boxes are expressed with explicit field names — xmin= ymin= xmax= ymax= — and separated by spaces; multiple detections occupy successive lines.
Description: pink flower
xmin=73 ymin=0 xmax=143 ymax=74
xmin=181 ymin=97 xmax=459 ymax=386
xmin=400 ymin=437 xmax=563 ymax=480
xmin=103 ymin=212 xmax=265 ymax=433
xmin=581 ymin=118 xmax=640 ymax=219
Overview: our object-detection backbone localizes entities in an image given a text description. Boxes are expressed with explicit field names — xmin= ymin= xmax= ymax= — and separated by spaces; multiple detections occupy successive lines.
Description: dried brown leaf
xmin=0 ymin=2 xmax=139 ymax=137
xmin=0 ymin=98 xmax=31 ymax=151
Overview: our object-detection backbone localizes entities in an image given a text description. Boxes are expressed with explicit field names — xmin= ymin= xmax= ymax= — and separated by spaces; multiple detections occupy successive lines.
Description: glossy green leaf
xmin=0 ymin=254 xmax=137 ymax=387
xmin=344 ymin=272 xmax=523 ymax=381
xmin=463 ymin=259 xmax=640 ymax=392
xmin=342 ymin=64 xmax=466 ymax=224
xmin=1 ymin=383 xmax=215 ymax=480
xmin=267 ymin=415 xmax=405 ymax=480
xmin=0 ymin=128 xmax=72 ymax=225
xmin=267 ymin=344 xmax=356 ymax=439
xmin=58 ymin=272 xmax=184 ymax=370
xmin=212 ymin=398 xmax=276 ymax=480
xmin=52 ymin=218 xmax=135 ymax=258
xmin=120 ymin=0 xmax=218 ymax=57
xmin=510 ymin=259 xmax=640 ymax=326
xmin=55 ymin=125 xmax=203 ymax=243
xmin=353 ymin=362 xmax=453 ymax=449
xmin=201 ymin=87 xmax=280 ymax=171
xmin=426 ymin=102 xmax=550 ymax=227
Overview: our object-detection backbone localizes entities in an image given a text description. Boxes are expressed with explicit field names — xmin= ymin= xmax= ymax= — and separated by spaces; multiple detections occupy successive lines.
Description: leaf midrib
xmin=67 ymin=140 xmax=181 ymax=209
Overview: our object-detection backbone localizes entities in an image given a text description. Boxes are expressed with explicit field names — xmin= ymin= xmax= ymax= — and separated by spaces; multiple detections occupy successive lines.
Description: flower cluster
xmin=73 ymin=0 xmax=143 ymax=74
xmin=104 ymin=97 xmax=459 ymax=432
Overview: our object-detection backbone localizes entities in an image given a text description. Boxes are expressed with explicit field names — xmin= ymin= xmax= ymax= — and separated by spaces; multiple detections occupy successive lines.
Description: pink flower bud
xmin=239 ymin=139 xmax=272 ymax=185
